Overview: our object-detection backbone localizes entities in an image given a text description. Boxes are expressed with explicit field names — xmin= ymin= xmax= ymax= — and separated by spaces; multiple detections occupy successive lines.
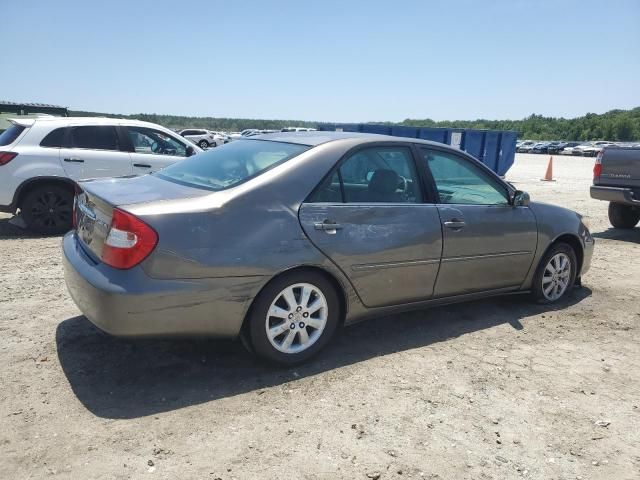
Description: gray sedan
xmin=63 ymin=132 xmax=594 ymax=364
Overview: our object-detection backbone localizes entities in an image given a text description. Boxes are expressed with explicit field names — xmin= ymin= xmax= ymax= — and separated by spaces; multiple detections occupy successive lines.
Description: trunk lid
xmin=75 ymin=174 xmax=209 ymax=260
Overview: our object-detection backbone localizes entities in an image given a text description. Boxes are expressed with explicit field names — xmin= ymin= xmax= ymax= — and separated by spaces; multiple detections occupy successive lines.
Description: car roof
xmin=246 ymin=130 xmax=451 ymax=148
xmin=10 ymin=116 xmax=171 ymax=129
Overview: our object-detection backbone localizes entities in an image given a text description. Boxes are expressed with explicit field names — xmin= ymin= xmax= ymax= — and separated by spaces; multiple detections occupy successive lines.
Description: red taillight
xmin=101 ymin=208 xmax=158 ymax=269
xmin=0 ymin=151 xmax=18 ymax=165
xmin=72 ymin=185 xmax=83 ymax=229
xmin=593 ymin=151 xmax=603 ymax=178
xmin=72 ymin=197 xmax=77 ymax=228
xmin=593 ymin=163 xmax=602 ymax=178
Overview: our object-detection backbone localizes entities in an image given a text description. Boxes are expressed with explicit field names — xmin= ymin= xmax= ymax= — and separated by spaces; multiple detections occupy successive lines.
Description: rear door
xmin=299 ymin=144 xmax=443 ymax=308
xmin=123 ymin=125 xmax=190 ymax=174
xmin=59 ymin=125 xmax=132 ymax=180
xmin=420 ymin=147 xmax=537 ymax=297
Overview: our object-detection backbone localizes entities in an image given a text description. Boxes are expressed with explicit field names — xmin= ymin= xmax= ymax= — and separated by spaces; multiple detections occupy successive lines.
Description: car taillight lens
xmin=72 ymin=184 xmax=82 ymax=229
xmin=101 ymin=208 xmax=158 ymax=269
xmin=593 ymin=152 xmax=603 ymax=178
xmin=0 ymin=151 xmax=18 ymax=165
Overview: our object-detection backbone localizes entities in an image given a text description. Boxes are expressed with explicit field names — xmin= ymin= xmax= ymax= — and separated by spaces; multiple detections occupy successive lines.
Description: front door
xmin=123 ymin=125 xmax=189 ymax=174
xmin=299 ymin=145 xmax=443 ymax=308
xmin=420 ymin=147 xmax=538 ymax=297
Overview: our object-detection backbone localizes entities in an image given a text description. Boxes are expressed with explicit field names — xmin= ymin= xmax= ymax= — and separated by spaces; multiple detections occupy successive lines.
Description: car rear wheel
xmin=20 ymin=185 xmax=73 ymax=235
xmin=608 ymin=202 xmax=640 ymax=229
xmin=247 ymin=271 xmax=340 ymax=365
xmin=531 ymin=243 xmax=577 ymax=304
xmin=198 ymin=140 xmax=209 ymax=149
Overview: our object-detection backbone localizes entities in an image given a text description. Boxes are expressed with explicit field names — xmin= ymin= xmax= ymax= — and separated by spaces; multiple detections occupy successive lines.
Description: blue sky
xmin=2 ymin=0 xmax=639 ymax=122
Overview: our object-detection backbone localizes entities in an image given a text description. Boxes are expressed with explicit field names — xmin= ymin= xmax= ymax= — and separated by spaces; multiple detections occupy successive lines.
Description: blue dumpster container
xmin=318 ymin=123 xmax=517 ymax=176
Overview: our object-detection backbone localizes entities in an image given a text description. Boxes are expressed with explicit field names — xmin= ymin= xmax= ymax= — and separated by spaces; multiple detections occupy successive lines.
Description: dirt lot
xmin=1 ymin=153 xmax=639 ymax=480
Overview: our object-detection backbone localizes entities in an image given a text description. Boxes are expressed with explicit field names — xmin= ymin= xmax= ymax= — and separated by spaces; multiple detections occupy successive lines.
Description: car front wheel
xmin=532 ymin=243 xmax=577 ymax=303
xmin=247 ymin=271 xmax=340 ymax=364
xmin=198 ymin=140 xmax=209 ymax=149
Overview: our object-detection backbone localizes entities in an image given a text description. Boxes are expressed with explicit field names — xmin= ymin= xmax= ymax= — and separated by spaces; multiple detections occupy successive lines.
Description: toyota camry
xmin=63 ymin=132 xmax=594 ymax=364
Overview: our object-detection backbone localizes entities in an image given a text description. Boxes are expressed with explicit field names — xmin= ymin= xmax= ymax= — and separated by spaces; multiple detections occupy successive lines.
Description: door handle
xmin=133 ymin=163 xmax=152 ymax=168
xmin=314 ymin=220 xmax=343 ymax=233
xmin=64 ymin=158 xmax=84 ymax=163
xmin=443 ymin=220 xmax=466 ymax=229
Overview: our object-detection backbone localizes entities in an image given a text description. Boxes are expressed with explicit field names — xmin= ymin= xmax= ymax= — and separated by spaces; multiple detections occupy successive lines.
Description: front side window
xmin=71 ymin=126 xmax=120 ymax=151
xmin=156 ymin=139 xmax=309 ymax=191
xmin=127 ymin=127 xmax=187 ymax=157
xmin=422 ymin=149 xmax=508 ymax=205
xmin=311 ymin=146 xmax=421 ymax=203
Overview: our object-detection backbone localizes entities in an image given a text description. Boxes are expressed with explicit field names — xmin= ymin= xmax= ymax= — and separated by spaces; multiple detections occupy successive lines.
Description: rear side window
xmin=310 ymin=146 xmax=422 ymax=203
xmin=0 ymin=124 xmax=26 ymax=146
xmin=71 ymin=126 xmax=120 ymax=151
xmin=40 ymin=128 xmax=67 ymax=148
xmin=157 ymin=139 xmax=309 ymax=191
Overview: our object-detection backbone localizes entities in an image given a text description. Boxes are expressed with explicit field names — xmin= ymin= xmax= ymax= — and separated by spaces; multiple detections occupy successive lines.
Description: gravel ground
xmin=1 ymin=153 xmax=639 ymax=480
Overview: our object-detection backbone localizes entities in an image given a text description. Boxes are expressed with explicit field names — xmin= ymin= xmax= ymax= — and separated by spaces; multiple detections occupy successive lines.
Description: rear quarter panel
xmin=0 ymin=123 xmax=67 ymax=207
xmin=127 ymin=140 xmax=370 ymax=317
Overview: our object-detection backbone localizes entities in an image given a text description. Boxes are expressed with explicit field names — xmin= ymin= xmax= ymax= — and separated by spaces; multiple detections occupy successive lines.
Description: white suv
xmin=178 ymin=129 xmax=224 ymax=149
xmin=0 ymin=117 xmax=201 ymax=233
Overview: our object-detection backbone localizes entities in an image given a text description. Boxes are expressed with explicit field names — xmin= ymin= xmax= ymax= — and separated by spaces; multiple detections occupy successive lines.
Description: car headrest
xmin=369 ymin=169 xmax=399 ymax=194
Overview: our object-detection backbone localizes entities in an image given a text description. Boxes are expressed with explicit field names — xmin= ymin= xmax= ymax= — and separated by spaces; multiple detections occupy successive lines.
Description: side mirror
xmin=512 ymin=190 xmax=530 ymax=207
xmin=186 ymin=146 xmax=196 ymax=157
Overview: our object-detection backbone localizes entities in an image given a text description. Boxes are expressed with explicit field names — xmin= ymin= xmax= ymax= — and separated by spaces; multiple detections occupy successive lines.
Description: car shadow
xmin=56 ymin=288 xmax=591 ymax=419
xmin=0 ymin=216 xmax=64 ymax=240
xmin=592 ymin=227 xmax=640 ymax=243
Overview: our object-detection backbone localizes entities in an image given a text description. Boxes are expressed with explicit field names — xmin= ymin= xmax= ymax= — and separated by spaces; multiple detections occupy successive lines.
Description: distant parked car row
xmin=178 ymin=129 xmax=229 ymax=149
xmin=516 ymin=140 xmax=631 ymax=157
xmin=178 ymin=127 xmax=319 ymax=144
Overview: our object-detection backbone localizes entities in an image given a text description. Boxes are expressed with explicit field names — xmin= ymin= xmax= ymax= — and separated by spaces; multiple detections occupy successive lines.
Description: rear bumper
xmin=590 ymin=186 xmax=640 ymax=206
xmin=62 ymin=232 xmax=264 ymax=338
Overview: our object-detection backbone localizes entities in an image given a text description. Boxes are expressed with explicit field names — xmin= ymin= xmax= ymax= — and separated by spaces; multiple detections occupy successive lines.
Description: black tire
xmin=247 ymin=270 xmax=341 ymax=365
xmin=198 ymin=140 xmax=209 ymax=149
xmin=20 ymin=184 xmax=74 ymax=235
xmin=608 ymin=202 xmax=640 ymax=229
xmin=531 ymin=242 xmax=577 ymax=304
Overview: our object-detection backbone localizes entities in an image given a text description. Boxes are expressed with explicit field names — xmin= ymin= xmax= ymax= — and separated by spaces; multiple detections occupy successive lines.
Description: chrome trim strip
xmin=352 ymin=258 xmax=440 ymax=271
xmin=442 ymin=251 xmax=532 ymax=263
xmin=77 ymin=200 xmax=96 ymax=220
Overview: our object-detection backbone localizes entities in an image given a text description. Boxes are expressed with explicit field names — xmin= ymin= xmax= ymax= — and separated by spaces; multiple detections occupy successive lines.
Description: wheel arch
xmin=240 ymin=265 xmax=349 ymax=340
xmin=546 ymin=233 xmax=584 ymax=276
xmin=15 ymin=176 xmax=78 ymax=211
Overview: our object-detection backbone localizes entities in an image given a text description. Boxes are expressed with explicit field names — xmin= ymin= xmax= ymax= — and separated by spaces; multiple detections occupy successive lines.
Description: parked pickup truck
xmin=590 ymin=147 xmax=640 ymax=228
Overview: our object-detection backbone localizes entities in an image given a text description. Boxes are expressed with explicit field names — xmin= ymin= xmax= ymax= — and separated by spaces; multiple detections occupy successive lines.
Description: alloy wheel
xmin=29 ymin=191 xmax=72 ymax=230
xmin=265 ymin=283 xmax=328 ymax=354
xmin=541 ymin=253 xmax=571 ymax=301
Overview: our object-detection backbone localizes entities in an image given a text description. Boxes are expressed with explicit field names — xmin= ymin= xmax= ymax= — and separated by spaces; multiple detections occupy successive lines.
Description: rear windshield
xmin=0 ymin=124 xmax=26 ymax=146
xmin=156 ymin=139 xmax=309 ymax=191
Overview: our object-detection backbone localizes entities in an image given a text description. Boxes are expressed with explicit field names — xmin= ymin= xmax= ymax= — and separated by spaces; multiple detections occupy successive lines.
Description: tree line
xmin=401 ymin=107 xmax=640 ymax=141
xmin=70 ymin=107 xmax=640 ymax=141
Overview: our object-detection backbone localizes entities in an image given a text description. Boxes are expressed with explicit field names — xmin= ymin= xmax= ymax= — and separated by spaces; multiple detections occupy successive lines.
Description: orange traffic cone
xmin=541 ymin=156 xmax=555 ymax=181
